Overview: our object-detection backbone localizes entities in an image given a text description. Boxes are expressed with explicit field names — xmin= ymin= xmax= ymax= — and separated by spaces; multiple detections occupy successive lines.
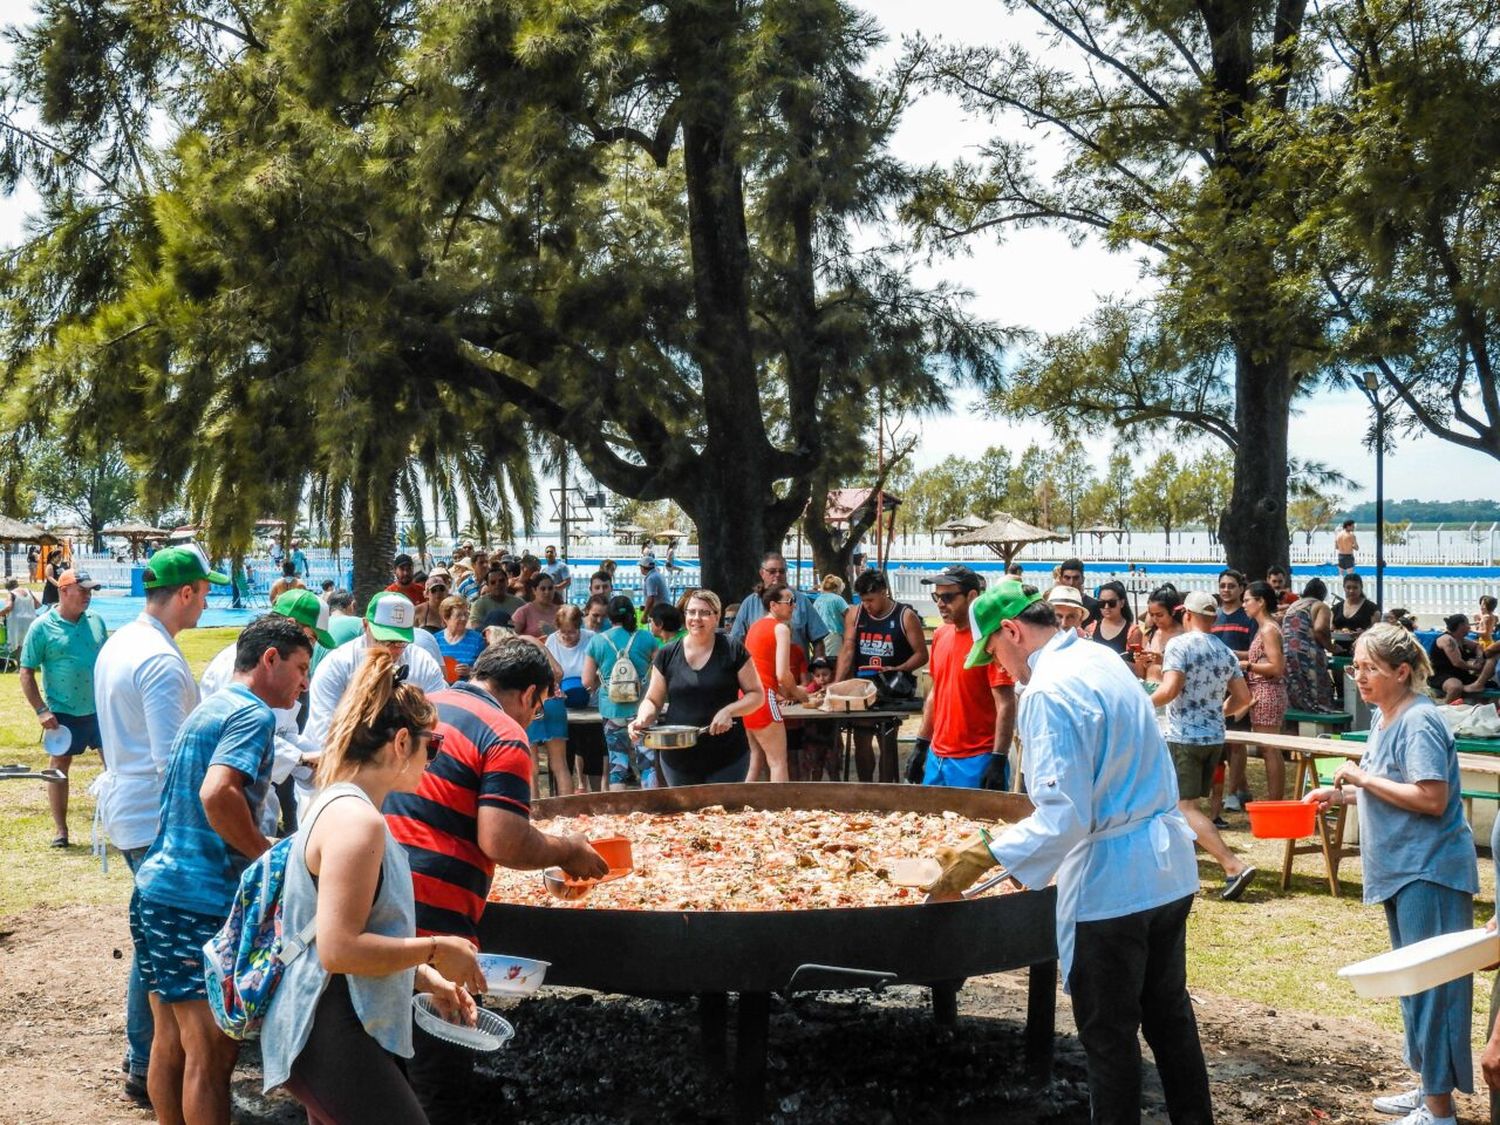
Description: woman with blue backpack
xmin=259 ymin=647 xmax=484 ymax=1123
xmin=583 ymin=594 xmax=660 ymax=790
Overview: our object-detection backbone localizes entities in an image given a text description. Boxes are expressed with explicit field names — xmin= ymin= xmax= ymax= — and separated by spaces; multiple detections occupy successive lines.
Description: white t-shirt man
xmin=541 ymin=558 xmax=571 ymax=590
xmin=304 ymin=633 xmax=446 ymax=747
xmin=92 ymin=614 xmax=199 ymax=851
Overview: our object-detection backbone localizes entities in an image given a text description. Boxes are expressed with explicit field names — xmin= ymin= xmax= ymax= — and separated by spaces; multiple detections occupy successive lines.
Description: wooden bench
xmin=1283 ymin=709 xmax=1353 ymax=737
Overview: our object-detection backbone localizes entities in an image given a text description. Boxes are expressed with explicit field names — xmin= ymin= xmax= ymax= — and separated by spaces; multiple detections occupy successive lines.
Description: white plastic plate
xmin=411 ymin=994 xmax=515 ymax=1052
xmin=476 ymin=953 xmax=551 ymax=997
xmin=41 ymin=725 xmax=72 ymax=756
xmin=1338 ymin=926 xmax=1500 ymax=998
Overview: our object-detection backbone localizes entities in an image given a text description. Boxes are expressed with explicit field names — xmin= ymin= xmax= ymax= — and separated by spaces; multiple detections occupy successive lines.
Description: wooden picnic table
xmin=1223 ymin=729 xmax=1500 ymax=896
xmin=1226 ymin=730 xmax=1359 ymax=895
xmin=781 ymin=703 xmax=923 ymax=781
xmin=1337 ymin=729 xmax=1500 ymax=755
xmin=567 ymin=705 xmax=922 ymax=782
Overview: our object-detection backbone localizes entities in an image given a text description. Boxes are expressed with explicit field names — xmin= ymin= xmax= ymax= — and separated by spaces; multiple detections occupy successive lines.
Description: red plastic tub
xmin=589 ymin=835 xmax=634 ymax=878
xmin=1245 ymin=800 xmax=1317 ymax=839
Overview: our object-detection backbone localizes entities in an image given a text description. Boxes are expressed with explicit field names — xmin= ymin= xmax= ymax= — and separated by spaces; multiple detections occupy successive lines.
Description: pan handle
xmin=961 ymin=866 xmax=1013 ymax=900
xmin=783 ymin=963 xmax=897 ymax=995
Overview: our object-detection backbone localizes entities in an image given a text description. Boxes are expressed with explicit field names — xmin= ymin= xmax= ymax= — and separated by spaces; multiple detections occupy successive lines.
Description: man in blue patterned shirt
xmin=1151 ymin=590 xmax=1257 ymax=901
xmin=130 ymin=615 xmax=311 ymax=1125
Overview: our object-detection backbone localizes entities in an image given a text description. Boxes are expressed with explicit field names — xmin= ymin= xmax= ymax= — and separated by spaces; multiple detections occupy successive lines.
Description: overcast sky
xmin=0 ymin=0 xmax=1491 ymax=507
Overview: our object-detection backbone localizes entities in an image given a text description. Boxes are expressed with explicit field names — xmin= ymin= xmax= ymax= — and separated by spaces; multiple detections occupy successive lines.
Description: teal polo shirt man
xmin=19 ymin=568 xmax=108 ymax=847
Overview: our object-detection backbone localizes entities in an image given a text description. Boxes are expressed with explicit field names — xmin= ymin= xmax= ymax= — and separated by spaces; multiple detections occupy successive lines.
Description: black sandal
xmin=49 ymin=836 xmax=68 ymax=848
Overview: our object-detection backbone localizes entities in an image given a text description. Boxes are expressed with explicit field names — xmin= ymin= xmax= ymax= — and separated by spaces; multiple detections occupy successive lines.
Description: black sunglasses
xmin=931 ymin=590 xmax=964 ymax=604
xmin=422 ymin=730 xmax=445 ymax=761
xmin=1098 ymin=598 xmax=1120 ymax=607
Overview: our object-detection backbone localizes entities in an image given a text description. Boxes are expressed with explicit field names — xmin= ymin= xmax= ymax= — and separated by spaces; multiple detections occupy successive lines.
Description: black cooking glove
xmin=905 ymin=737 xmax=931 ymax=784
xmin=981 ymin=753 xmax=1010 ymax=792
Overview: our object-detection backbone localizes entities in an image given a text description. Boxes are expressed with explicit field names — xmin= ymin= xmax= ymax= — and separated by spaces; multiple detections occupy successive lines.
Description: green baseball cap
xmin=365 ymin=591 xmax=416 ymax=643
xmin=965 ymin=578 xmax=1043 ymax=669
xmin=272 ymin=589 xmax=336 ymax=649
xmin=143 ymin=544 xmax=230 ymax=589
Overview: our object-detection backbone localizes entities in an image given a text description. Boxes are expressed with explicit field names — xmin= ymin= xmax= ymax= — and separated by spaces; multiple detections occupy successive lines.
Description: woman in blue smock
xmin=1306 ymin=624 xmax=1478 ymax=1125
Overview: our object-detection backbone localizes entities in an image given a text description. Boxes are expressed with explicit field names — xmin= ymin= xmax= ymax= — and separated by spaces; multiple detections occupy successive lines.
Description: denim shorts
xmin=128 ymin=890 xmax=222 ymax=1003
xmin=527 ymin=697 xmax=568 ymax=743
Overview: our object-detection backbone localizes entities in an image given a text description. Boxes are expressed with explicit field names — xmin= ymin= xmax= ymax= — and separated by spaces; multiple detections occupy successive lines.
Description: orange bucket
xmin=1245 ymin=800 xmax=1317 ymax=839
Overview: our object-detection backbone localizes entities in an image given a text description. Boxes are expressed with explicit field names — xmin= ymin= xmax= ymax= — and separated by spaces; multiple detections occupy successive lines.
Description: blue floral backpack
xmin=202 ymin=835 xmax=318 ymax=1040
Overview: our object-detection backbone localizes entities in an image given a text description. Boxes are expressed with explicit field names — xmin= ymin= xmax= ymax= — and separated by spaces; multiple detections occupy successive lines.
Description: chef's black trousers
xmin=405 ymin=1019 xmax=476 ymax=1125
xmin=1066 ymin=893 xmax=1213 ymax=1125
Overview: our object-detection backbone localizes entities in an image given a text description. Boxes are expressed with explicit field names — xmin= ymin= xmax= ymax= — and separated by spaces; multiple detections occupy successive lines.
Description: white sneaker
xmin=1393 ymin=1103 xmax=1455 ymax=1125
xmin=1223 ymin=794 xmax=1244 ymax=812
xmin=1372 ymin=1089 xmax=1422 ymax=1115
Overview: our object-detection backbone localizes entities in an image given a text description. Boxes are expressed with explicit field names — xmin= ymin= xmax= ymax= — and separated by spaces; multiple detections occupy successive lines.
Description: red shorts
xmin=743 ymin=688 xmax=784 ymax=731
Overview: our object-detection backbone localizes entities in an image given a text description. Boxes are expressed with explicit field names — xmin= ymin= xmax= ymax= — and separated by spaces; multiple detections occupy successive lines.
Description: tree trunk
xmin=350 ymin=472 xmax=397 ymax=609
xmin=682 ymin=481 xmax=798 ymax=603
xmin=1218 ymin=349 xmax=1294 ymax=578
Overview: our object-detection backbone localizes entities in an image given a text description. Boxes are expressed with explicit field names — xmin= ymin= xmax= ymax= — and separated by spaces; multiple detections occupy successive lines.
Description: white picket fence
xmin=889 ymin=567 xmax=1494 ymax=626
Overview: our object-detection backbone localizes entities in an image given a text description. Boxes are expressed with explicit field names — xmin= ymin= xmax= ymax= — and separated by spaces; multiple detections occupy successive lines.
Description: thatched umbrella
xmin=104 ymin=522 xmax=173 ymax=560
xmin=935 ymin=515 xmax=989 ymax=536
xmin=654 ymin=527 xmax=691 ymax=541
xmin=0 ymin=515 xmax=46 ymax=541
xmin=948 ymin=512 xmax=1068 ymax=567
xmin=0 ymin=516 xmax=49 ymax=581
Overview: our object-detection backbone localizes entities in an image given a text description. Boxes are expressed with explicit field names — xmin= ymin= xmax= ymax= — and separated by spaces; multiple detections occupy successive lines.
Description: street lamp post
xmin=1361 ymin=372 xmax=1386 ymax=612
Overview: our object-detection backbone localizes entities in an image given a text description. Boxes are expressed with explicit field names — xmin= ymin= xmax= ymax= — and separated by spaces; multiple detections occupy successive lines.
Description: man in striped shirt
xmin=385 ymin=638 xmax=606 ymax=1125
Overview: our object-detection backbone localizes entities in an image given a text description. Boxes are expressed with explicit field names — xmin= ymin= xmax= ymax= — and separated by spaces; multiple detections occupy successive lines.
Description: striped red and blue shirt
xmin=385 ymin=681 xmax=532 ymax=943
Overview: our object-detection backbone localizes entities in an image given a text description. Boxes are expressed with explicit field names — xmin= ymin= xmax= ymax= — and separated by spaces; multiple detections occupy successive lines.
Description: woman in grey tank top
xmin=261 ymin=648 xmax=484 ymax=1122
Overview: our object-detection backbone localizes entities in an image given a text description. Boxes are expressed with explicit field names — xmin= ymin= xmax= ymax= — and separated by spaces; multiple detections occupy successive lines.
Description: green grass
xmin=0 ymin=631 xmax=1494 ymax=1045
xmin=0 ymin=626 xmax=237 ymax=918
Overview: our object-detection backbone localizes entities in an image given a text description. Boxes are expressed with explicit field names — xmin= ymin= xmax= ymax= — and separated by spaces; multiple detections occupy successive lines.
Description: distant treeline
xmin=1340 ymin=500 xmax=1500 ymax=524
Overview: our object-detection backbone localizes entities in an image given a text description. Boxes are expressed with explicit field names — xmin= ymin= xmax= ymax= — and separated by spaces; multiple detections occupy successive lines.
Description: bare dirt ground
xmin=0 ymin=903 xmax=1491 ymax=1124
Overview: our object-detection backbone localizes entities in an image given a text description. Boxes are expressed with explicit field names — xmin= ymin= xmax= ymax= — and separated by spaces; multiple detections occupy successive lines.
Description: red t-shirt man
xmin=928 ymin=620 xmax=1014 ymax=758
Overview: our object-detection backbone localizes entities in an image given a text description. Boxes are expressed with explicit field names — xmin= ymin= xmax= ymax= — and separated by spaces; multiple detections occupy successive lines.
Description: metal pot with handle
xmin=639 ymin=724 xmax=712 ymax=751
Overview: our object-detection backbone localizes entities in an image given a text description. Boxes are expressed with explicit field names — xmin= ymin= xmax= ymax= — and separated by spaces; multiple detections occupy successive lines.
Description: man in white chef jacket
xmin=927 ymin=580 xmax=1211 ymax=1124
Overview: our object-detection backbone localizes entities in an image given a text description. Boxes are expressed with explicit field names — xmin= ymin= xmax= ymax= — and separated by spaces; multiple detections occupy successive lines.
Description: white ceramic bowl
xmin=411 ymin=994 xmax=514 ymax=1052
xmin=476 ymin=953 xmax=551 ymax=997
xmin=1338 ymin=926 xmax=1500 ymax=998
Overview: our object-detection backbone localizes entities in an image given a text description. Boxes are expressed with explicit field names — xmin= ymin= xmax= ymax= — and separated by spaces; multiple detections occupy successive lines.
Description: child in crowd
xmin=797 ymin=659 xmax=840 ymax=781
xmin=1478 ymin=595 xmax=1497 ymax=647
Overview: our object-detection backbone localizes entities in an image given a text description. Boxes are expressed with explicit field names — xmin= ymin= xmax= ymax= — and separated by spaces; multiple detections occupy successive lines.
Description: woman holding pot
xmin=1305 ymin=625 xmax=1477 ymax=1125
xmin=628 ymin=589 xmax=763 ymax=786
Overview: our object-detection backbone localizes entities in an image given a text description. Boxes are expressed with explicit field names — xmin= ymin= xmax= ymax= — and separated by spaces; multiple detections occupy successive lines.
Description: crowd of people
xmin=13 ymin=533 xmax=1500 ymax=1125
